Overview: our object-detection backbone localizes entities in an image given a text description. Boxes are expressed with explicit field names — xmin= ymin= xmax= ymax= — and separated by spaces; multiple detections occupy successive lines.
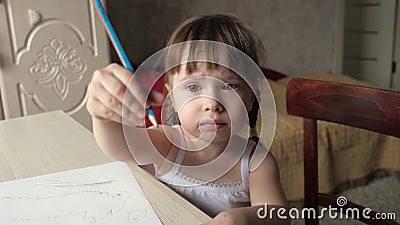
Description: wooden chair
xmin=286 ymin=78 xmax=400 ymax=225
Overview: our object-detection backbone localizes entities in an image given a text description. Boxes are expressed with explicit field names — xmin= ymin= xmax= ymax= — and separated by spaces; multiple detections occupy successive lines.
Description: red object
xmin=260 ymin=67 xmax=287 ymax=81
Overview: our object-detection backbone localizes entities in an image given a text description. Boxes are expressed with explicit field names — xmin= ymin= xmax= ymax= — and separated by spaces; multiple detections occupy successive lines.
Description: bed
xmin=258 ymin=72 xmax=400 ymax=204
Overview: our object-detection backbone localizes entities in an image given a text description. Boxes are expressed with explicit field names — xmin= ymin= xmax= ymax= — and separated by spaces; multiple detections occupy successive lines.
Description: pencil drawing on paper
xmin=0 ymin=162 xmax=162 ymax=225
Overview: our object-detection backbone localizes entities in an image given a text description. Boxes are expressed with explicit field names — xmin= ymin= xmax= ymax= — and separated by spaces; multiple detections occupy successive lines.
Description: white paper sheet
xmin=0 ymin=162 xmax=162 ymax=225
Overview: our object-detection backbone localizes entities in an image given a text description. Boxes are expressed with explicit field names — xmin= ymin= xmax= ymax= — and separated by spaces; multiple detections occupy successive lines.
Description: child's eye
xmin=187 ymin=84 xmax=202 ymax=92
xmin=222 ymin=83 xmax=238 ymax=90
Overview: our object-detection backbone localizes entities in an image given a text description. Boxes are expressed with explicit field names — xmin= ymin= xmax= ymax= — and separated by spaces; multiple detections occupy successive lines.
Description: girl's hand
xmin=204 ymin=210 xmax=246 ymax=225
xmin=87 ymin=63 xmax=164 ymax=126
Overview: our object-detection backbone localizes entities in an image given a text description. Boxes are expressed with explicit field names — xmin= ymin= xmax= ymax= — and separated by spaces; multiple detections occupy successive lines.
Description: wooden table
xmin=0 ymin=111 xmax=211 ymax=225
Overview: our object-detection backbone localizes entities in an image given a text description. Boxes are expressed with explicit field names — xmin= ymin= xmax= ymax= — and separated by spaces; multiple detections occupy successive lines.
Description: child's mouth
xmin=199 ymin=121 xmax=227 ymax=130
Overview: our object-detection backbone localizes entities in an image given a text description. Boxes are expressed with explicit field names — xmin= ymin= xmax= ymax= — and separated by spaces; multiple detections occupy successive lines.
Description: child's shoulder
xmin=247 ymin=141 xmax=278 ymax=174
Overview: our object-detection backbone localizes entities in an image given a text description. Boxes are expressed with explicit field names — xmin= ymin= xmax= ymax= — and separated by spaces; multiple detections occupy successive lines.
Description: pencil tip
xmin=147 ymin=109 xmax=159 ymax=128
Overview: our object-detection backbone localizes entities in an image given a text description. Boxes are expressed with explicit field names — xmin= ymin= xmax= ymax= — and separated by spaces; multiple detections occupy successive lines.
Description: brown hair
xmin=164 ymin=14 xmax=265 ymax=142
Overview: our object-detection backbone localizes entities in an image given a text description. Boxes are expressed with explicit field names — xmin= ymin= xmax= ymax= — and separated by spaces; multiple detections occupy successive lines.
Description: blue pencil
xmin=91 ymin=0 xmax=158 ymax=128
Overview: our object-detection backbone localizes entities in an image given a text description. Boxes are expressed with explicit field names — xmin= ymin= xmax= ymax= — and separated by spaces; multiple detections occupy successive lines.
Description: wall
xmin=107 ymin=0 xmax=336 ymax=76
xmin=393 ymin=0 xmax=400 ymax=91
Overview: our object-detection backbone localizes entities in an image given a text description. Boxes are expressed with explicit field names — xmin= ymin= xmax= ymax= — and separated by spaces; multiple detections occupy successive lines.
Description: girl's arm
xmin=209 ymin=205 xmax=290 ymax=225
xmin=92 ymin=119 xmax=134 ymax=163
xmin=87 ymin=64 xmax=172 ymax=165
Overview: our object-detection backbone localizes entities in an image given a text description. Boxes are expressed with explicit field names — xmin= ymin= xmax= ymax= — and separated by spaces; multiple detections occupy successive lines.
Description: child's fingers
xmin=126 ymin=78 xmax=149 ymax=108
xmin=87 ymin=94 xmax=144 ymax=126
xmin=93 ymin=83 xmax=145 ymax=126
xmin=87 ymin=96 xmax=122 ymax=124
xmin=106 ymin=64 xmax=146 ymax=104
xmin=106 ymin=63 xmax=133 ymax=87
xmin=88 ymin=73 xmax=132 ymax=122
xmin=105 ymin=64 xmax=148 ymax=110
xmin=88 ymin=63 xmax=150 ymax=126
xmin=98 ymin=69 xmax=130 ymax=105
xmin=93 ymin=83 xmax=124 ymax=117
xmin=123 ymin=96 xmax=146 ymax=121
xmin=123 ymin=109 xmax=146 ymax=127
xmin=148 ymin=90 xmax=166 ymax=107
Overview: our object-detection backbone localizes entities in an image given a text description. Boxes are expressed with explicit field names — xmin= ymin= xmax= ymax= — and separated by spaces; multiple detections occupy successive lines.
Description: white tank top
xmin=155 ymin=125 xmax=254 ymax=217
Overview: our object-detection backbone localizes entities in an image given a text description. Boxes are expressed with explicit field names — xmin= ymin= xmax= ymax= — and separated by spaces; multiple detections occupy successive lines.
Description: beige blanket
xmin=256 ymin=72 xmax=400 ymax=203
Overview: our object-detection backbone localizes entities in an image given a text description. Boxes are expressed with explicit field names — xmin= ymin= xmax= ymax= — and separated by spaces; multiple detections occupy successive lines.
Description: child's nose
xmin=202 ymin=99 xmax=223 ymax=113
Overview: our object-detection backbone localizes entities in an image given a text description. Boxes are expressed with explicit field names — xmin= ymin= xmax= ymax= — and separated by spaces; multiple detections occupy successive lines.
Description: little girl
xmin=87 ymin=14 xmax=289 ymax=225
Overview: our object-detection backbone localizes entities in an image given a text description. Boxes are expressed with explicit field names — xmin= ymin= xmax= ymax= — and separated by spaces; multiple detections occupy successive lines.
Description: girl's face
xmin=166 ymin=64 xmax=254 ymax=143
